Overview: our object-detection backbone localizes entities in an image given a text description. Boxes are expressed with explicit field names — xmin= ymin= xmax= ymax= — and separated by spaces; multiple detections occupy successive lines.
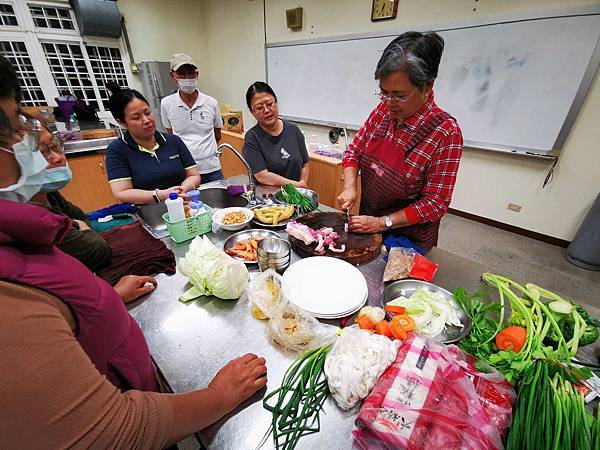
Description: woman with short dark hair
xmin=243 ymin=81 xmax=310 ymax=188
xmin=106 ymin=89 xmax=201 ymax=204
xmin=338 ymin=32 xmax=463 ymax=251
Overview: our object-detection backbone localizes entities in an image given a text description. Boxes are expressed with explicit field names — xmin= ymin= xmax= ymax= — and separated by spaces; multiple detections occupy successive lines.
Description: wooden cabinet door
xmin=60 ymin=152 xmax=117 ymax=212
xmin=219 ymin=131 xmax=248 ymax=178
xmin=307 ymin=158 xmax=342 ymax=208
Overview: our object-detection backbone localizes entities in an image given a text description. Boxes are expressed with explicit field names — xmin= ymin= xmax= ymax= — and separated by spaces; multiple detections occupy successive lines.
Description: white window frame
xmin=0 ymin=0 xmax=22 ymax=30
xmin=0 ymin=0 xmax=134 ymax=116
xmin=0 ymin=30 xmax=57 ymax=104
xmin=27 ymin=1 xmax=78 ymax=35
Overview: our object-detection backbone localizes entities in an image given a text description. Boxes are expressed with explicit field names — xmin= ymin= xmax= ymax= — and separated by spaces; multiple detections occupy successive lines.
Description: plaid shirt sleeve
xmin=404 ymin=120 xmax=463 ymax=224
xmin=342 ymin=103 xmax=385 ymax=169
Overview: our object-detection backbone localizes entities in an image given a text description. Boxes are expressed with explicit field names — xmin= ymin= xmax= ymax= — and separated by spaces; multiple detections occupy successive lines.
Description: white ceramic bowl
xmin=212 ymin=207 xmax=254 ymax=231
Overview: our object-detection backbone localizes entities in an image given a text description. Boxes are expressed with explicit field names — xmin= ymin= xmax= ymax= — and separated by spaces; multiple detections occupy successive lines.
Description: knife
xmin=345 ymin=208 xmax=350 ymax=232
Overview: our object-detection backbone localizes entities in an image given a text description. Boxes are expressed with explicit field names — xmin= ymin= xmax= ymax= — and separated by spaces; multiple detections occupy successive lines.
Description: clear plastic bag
xmin=324 ymin=325 xmax=400 ymax=410
xmin=383 ymin=247 xmax=438 ymax=283
xmin=267 ymin=300 xmax=339 ymax=353
xmin=353 ymin=334 xmax=515 ymax=450
xmin=383 ymin=247 xmax=415 ymax=282
xmin=246 ymin=269 xmax=286 ymax=320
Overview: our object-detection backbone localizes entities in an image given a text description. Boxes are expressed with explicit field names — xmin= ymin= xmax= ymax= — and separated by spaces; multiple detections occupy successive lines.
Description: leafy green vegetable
xmin=456 ymin=274 xmax=599 ymax=386
xmin=453 ymin=287 xmax=502 ymax=359
xmin=454 ymin=274 xmax=579 ymax=384
xmin=281 ymin=184 xmax=317 ymax=214
xmin=178 ymin=235 xmax=250 ymax=300
xmin=389 ymin=287 xmax=462 ymax=337
xmin=545 ymin=301 xmax=599 ymax=349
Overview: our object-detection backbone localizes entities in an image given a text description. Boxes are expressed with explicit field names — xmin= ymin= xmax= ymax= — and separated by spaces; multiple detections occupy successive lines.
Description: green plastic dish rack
xmin=162 ymin=205 xmax=212 ymax=243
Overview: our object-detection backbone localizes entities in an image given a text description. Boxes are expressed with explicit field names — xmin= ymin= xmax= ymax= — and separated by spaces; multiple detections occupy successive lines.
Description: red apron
xmin=359 ymin=112 xmax=451 ymax=249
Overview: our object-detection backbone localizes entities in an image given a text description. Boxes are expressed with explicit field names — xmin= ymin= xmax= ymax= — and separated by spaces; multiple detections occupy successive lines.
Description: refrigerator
xmin=137 ymin=61 xmax=176 ymax=131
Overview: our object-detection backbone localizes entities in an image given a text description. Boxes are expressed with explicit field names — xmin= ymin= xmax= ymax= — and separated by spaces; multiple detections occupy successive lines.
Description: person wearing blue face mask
xmin=29 ymin=120 xmax=112 ymax=271
xmin=0 ymin=115 xmax=48 ymax=203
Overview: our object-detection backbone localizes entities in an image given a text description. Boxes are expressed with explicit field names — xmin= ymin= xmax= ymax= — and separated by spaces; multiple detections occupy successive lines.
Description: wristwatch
xmin=152 ymin=189 xmax=160 ymax=204
xmin=384 ymin=215 xmax=393 ymax=230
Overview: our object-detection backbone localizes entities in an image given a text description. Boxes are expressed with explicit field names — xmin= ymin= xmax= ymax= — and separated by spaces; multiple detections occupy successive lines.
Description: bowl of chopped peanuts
xmin=212 ymin=207 xmax=254 ymax=231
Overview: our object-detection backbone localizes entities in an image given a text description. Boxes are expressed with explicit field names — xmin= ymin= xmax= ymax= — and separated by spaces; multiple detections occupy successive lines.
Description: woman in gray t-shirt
xmin=243 ymin=82 xmax=310 ymax=187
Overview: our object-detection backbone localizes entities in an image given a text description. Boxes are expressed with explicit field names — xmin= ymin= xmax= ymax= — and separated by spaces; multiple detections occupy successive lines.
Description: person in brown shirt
xmin=0 ymin=280 xmax=268 ymax=449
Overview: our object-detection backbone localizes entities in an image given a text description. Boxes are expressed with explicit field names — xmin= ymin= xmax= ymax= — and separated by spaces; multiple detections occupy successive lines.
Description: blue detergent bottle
xmin=187 ymin=190 xmax=204 ymax=216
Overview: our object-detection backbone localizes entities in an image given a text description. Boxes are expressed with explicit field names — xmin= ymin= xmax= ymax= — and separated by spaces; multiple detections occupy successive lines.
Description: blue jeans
xmin=200 ymin=169 xmax=224 ymax=184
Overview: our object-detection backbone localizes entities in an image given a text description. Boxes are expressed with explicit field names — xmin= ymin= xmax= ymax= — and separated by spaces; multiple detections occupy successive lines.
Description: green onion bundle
xmin=261 ymin=344 xmax=332 ymax=449
xmin=281 ymin=184 xmax=317 ymax=215
xmin=593 ymin=407 xmax=600 ymax=450
xmin=506 ymin=360 xmax=593 ymax=450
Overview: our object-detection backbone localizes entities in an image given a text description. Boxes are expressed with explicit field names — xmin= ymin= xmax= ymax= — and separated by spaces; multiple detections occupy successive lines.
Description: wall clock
xmin=371 ymin=0 xmax=399 ymax=22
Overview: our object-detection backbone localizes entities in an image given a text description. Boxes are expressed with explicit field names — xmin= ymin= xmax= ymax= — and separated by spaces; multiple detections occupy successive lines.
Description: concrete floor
xmin=438 ymin=213 xmax=600 ymax=318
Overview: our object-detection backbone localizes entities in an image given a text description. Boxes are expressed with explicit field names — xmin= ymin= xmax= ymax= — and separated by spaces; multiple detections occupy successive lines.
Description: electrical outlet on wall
xmin=507 ymin=203 xmax=522 ymax=213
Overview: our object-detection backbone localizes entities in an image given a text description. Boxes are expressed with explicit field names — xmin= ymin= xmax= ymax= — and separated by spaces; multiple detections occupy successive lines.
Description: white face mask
xmin=0 ymin=133 xmax=48 ymax=203
xmin=177 ymin=78 xmax=198 ymax=94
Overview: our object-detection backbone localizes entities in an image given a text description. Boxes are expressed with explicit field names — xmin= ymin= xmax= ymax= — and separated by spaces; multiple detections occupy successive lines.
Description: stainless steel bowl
xmin=223 ymin=229 xmax=281 ymax=264
xmin=382 ymin=279 xmax=472 ymax=344
xmin=257 ymin=238 xmax=291 ymax=273
xmin=257 ymin=237 xmax=291 ymax=256
xmin=275 ymin=188 xmax=318 ymax=214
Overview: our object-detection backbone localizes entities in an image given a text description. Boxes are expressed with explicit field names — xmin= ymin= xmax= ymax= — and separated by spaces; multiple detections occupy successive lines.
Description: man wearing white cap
xmin=160 ymin=53 xmax=224 ymax=183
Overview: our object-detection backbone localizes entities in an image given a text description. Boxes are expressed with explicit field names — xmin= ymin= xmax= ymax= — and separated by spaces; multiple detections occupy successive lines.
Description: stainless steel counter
xmin=63 ymin=136 xmax=118 ymax=155
xmin=128 ymin=181 xmax=598 ymax=449
xmin=127 ymin=216 xmax=494 ymax=450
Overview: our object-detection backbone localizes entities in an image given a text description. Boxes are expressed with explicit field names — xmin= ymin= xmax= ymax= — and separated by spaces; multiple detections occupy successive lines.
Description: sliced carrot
xmin=391 ymin=314 xmax=416 ymax=332
xmin=374 ymin=320 xmax=393 ymax=337
xmin=385 ymin=304 xmax=406 ymax=314
xmin=495 ymin=326 xmax=527 ymax=352
xmin=389 ymin=321 xmax=408 ymax=340
xmin=357 ymin=315 xmax=375 ymax=330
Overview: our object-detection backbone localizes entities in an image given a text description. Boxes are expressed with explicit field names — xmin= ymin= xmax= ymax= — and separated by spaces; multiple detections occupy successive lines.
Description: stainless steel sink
xmin=64 ymin=137 xmax=118 ymax=154
xmin=137 ymin=186 xmax=250 ymax=239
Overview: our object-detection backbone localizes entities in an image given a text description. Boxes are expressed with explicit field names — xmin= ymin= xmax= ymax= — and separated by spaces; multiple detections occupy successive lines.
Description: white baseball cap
xmin=170 ymin=53 xmax=197 ymax=71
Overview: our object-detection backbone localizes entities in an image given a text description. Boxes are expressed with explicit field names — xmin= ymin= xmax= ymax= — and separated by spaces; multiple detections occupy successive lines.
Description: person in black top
xmin=106 ymin=89 xmax=200 ymax=204
xmin=242 ymin=82 xmax=310 ymax=188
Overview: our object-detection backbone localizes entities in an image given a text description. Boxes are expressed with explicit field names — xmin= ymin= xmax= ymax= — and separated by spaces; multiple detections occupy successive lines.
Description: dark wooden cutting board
xmin=287 ymin=211 xmax=382 ymax=265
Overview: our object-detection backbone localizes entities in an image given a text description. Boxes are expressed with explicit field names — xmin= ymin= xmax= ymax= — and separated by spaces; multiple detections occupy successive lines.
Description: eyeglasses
xmin=375 ymin=87 xmax=417 ymax=104
xmin=252 ymin=99 xmax=277 ymax=114
xmin=15 ymin=115 xmax=42 ymax=150
xmin=39 ymin=133 xmax=65 ymax=160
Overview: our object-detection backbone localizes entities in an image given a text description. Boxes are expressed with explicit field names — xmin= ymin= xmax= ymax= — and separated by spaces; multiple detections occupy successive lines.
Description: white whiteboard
xmin=267 ymin=9 xmax=600 ymax=156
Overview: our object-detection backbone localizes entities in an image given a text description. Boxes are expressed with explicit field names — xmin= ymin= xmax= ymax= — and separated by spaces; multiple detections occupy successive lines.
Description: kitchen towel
xmin=97 ymin=221 xmax=176 ymax=285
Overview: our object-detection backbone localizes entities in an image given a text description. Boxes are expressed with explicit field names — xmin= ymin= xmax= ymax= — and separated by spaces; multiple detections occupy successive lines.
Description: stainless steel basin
xmin=137 ymin=186 xmax=249 ymax=239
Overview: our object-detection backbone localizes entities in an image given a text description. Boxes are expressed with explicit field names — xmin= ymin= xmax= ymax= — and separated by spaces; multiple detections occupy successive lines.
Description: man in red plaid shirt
xmin=339 ymin=31 xmax=463 ymax=250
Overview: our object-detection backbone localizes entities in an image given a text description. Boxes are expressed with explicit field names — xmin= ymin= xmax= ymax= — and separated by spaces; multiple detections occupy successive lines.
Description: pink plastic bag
xmin=353 ymin=335 xmax=515 ymax=450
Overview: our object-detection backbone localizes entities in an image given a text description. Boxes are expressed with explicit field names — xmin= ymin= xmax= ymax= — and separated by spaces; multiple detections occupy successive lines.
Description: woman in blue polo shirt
xmin=106 ymin=89 xmax=200 ymax=204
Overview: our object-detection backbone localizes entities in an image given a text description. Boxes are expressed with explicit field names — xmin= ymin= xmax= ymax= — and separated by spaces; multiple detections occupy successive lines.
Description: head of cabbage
xmin=178 ymin=235 xmax=249 ymax=301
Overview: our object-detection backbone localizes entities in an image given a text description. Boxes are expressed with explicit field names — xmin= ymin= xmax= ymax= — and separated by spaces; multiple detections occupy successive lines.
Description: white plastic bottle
xmin=165 ymin=192 xmax=186 ymax=222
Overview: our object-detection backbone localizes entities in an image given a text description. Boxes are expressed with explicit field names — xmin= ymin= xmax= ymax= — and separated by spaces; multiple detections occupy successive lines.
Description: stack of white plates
xmin=282 ymin=256 xmax=368 ymax=319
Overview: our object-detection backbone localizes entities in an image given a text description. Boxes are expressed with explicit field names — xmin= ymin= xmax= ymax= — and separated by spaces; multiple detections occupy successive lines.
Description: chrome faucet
xmin=216 ymin=143 xmax=257 ymax=205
